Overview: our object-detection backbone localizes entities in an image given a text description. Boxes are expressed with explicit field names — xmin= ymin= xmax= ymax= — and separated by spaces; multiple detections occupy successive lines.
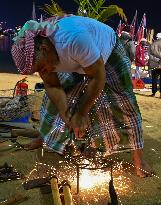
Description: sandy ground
xmin=0 ymin=73 xmax=42 ymax=91
xmin=0 ymin=73 xmax=161 ymax=205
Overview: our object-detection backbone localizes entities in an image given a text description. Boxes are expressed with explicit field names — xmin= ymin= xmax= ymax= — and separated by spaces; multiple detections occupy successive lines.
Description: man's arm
xmin=150 ymin=40 xmax=161 ymax=60
xmin=149 ymin=53 xmax=160 ymax=64
xmin=39 ymin=72 xmax=69 ymax=122
xmin=69 ymin=56 xmax=106 ymax=138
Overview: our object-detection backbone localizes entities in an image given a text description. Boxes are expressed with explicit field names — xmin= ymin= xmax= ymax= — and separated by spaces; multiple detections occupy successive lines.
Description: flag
xmin=136 ymin=13 xmax=146 ymax=43
xmin=116 ymin=20 xmax=125 ymax=37
xmin=142 ymin=13 xmax=146 ymax=28
xmin=130 ymin=10 xmax=137 ymax=39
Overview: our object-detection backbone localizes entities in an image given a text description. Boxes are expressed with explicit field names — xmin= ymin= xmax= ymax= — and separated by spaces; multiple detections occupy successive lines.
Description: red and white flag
xmin=130 ymin=10 xmax=137 ymax=39
xmin=116 ymin=20 xmax=125 ymax=36
xmin=136 ymin=13 xmax=146 ymax=43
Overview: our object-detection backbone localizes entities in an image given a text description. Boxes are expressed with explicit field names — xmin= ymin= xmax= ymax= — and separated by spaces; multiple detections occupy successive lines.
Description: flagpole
xmin=138 ymin=13 xmax=146 ymax=32
xmin=130 ymin=10 xmax=137 ymax=26
xmin=32 ymin=0 xmax=37 ymax=20
xmin=116 ymin=20 xmax=122 ymax=36
xmin=130 ymin=10 xmax=137 ymax=40
xmin=135 ymin=13 xmax=146 ymax=43
xmin=40 ymin=14 xmax=43 ymax=23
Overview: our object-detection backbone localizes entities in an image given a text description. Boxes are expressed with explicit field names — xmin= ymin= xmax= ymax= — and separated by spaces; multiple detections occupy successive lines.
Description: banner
xmin=130 ymin=10 xmax=137 ymax=39
xmin=136 ymin=13 xmax=146 ymax=43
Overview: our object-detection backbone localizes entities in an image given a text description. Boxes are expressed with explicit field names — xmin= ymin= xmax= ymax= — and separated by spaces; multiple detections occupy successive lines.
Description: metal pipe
xmin=76 ymin=165 xmax=79 ymax=194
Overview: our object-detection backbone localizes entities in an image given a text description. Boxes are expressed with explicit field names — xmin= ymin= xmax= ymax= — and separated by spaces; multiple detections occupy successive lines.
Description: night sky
xmin=1 ymin=0 xmax=161 ymax=33
xmin=0 ymin=0 xmax=160 ymax=73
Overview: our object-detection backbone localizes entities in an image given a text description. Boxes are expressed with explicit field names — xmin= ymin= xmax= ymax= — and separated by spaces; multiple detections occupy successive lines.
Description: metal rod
xmin=76 ymin=165 xmax=79 ymax=194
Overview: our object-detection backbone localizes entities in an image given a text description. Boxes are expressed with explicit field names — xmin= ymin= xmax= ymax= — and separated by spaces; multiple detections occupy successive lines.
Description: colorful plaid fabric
xmin=11 ymin=15 xmax=73 ymax=75
xmin=11 ymin=30 xmax=35 ymax=75
xmin=40 ymin=36 xmax=143 ymax=155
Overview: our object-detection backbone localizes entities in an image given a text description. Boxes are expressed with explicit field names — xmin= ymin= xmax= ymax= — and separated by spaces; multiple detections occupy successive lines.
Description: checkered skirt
xmin=39 ymin=36 xmax=143 ymax=154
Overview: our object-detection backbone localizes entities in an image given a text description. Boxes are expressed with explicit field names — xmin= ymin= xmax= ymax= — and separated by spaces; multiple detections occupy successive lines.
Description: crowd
xmin=119 ymin=25 xmax=161 ymax=96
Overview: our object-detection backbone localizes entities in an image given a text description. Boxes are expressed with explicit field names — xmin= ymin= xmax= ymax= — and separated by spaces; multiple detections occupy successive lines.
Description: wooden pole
xmin=11 ymin=128 xmax=40 ymax=138
xmin=50 ymin=176 xmax=62 ymax=205
xmin=76 ymin=165 xmax=80 ymax=194
xmin=62 ymin=180 xmax=73 ymax=205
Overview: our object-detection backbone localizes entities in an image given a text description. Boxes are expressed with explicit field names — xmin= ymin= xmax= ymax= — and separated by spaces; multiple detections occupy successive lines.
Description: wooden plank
xmin=50 ymin=177 xmax=62 ymax=205
xmin=11 ymin=128 xmax=40 ymax=138
xmin=62 ymin=181 xmax=73 ymax=205
xmin=0 ymin=122 xmax=34 ymax=129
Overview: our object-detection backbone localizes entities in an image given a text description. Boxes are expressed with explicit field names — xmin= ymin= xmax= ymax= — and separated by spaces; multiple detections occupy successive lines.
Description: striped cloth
xmin=39 ymin=36 xmax=143 ymax=155
xmin=11 ymin=30 xmax=35 ymax=75
xmin=11 ymin=15 xmax=73 ymax=75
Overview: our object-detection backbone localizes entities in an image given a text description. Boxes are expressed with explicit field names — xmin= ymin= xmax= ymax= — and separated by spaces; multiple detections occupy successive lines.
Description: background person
xmin=148 ymin=33 xmax=161 ymax=97
xmin=135 ymin=38 xmax=147 ymax=79
xmin=119 ymin=25 xmax=136 ymax=65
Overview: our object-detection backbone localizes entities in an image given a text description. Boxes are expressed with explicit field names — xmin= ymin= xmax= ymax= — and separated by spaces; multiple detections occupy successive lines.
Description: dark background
xmin=0 ymin=0 xmax=160 ymax=73
xmin=1 ymin=0 xmax=160 ymax=31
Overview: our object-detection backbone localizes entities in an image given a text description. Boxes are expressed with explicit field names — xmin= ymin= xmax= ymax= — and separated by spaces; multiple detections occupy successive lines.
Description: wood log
xmin=50 ymin=176 xmax=62 ymax=205
xmin=62 ymin=181 xmax=73 ymax=205
xmin=23 ymin=177 xmax=51 ymax=190
xmin=0 ymin=122 xmax=34 ymax=129
xmin=11 ymin=128 xmax=40 ymax=138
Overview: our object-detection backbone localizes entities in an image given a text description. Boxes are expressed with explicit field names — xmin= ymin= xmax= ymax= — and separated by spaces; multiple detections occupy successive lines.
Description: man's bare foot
xmin=134 ymin=158 xmax=154 ymax=177
xmin=24 ymin=138 xmax=43 ymax=150
xmin=132 ymin=149 xmax=154 ymax=177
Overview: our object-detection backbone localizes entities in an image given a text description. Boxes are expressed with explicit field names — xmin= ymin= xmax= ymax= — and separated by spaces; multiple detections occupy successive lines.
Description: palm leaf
xmin=95 ymin=0 xmax=106 ymax=10
xmin=40 ymin=0 xmax=127 ymax=23
xmin=40 ymin=0 xmax=64 ymax=16
xmin=98 ymin=5 xmax=127 ymax=22
xmin=73 ymin=0 xmax=80 ymax=5
xmin=75 ymin=0 xmax=127 ymax=22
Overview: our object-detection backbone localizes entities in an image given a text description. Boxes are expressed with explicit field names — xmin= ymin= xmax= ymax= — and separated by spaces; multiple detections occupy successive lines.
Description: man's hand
xmin=69 ymin=112 xmax=88 ymax=139
xmin=66 ymin=57 xmax=105 ymax=139
xmin=59 ymin=111 xmax=71 ymax=127
xmin=59 ymin=110 xmax=73 ymax=131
